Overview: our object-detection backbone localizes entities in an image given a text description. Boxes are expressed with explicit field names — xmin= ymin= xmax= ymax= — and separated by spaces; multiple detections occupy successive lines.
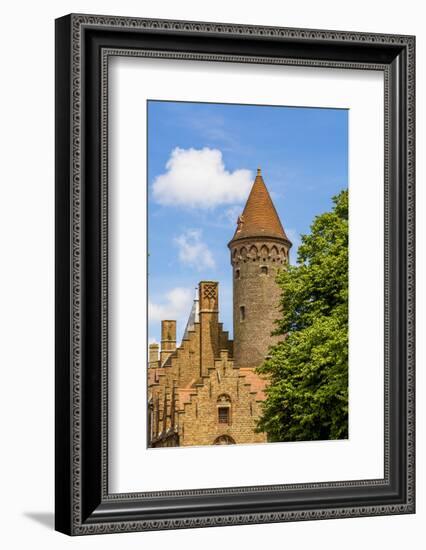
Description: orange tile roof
xmin=229 ymin=169 xmax=290 ymax=244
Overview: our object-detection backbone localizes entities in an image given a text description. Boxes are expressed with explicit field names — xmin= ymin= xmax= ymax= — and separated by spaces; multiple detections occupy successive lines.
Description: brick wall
xmin=148 ymin=282 xmax=268 ymax=448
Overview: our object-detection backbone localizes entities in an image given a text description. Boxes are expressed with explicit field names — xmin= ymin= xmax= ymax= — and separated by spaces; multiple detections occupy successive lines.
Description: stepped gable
xmin=239 ymin=368 xmax=268 ymax=401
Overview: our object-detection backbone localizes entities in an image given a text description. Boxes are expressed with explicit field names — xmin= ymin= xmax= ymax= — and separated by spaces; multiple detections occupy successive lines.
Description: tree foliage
xmin=256 ymin=189 xmax=348 ymax=442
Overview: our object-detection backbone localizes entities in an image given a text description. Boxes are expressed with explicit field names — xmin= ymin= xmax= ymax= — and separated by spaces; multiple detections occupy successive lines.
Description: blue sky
xmin=147 ymin=100 xmax=348 ymax=344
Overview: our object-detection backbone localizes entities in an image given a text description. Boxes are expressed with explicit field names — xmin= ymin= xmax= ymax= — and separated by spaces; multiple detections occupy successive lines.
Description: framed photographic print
xmin=55 ymin=14 xmax=415 ymax=535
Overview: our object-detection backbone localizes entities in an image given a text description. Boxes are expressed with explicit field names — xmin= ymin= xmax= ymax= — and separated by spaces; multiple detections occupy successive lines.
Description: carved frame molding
xmin=55 ymin=13 xmax=415 ymax=535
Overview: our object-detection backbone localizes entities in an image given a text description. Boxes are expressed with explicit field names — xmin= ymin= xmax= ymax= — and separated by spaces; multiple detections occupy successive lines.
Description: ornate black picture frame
xmin=55 ymin=13 xmax=415 ymax=535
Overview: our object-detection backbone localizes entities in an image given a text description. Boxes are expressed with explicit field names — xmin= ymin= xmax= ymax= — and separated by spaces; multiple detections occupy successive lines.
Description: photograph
xmin=147 ymin=100 xmax=349 ymax=448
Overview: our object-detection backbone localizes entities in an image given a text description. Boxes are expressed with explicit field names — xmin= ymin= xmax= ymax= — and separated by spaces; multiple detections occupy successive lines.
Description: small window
xmin=235 ymin=269 xmax=240 ymax=279
xmin=240 ymin=306 xmax=245 ymax=321
xmin=218 ymin=407 xmax=230 ymax=424
xmin=260 ymin=266 xmax=268 ymax=275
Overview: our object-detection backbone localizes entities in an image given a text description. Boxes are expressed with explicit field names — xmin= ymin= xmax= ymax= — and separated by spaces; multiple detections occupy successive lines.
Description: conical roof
xmin=229 ymin=169 xmax=290 ymax=244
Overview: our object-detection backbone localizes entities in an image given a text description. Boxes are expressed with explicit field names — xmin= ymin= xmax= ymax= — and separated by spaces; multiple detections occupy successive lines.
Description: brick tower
xmin=228 ymin=168 xmax=292 ymax=368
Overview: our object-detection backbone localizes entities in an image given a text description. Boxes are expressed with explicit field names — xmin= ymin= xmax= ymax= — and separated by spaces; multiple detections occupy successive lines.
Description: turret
xmin=228 ymin=168 xmax=292 ymax=368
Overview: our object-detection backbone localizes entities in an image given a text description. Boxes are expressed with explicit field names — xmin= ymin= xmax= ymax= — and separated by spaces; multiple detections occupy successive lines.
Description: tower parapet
xmin=228 ymin=169 xmax=291 ymax=368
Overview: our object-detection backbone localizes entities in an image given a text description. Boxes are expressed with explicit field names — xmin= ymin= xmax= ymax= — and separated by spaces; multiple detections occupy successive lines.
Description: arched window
xmin=260 ymin=265 xmax=268 ymax=275
xmin=239 ymin=305 xmax=245 ymax=321
xmin=213 ymin=435 xmax=236 ymax=445
xmin=235 ymin=268 xmax=240 ymax=279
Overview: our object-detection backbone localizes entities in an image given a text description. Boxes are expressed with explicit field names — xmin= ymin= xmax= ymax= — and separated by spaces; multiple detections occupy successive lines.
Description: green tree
xmin=256 ymin=189 xmax=348 ymax=442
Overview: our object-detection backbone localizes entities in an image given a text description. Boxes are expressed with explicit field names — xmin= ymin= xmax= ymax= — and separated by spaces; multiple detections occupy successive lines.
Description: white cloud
xmin=174 ymin=229 xmax=215 ymax=271
xmin=152 ymin=147 xmax=252 ymax=209
xmin=148 ymin=287 xmax=193 ymax=323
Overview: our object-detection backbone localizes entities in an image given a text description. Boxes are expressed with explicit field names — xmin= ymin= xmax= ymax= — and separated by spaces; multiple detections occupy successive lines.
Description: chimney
xmin=198 ymin=281 xmax=219 ymax=376
xmin=160 ymin=320 xmax=176 ymax=364
xmin=148 ymin=343 xmax=159 ymax=367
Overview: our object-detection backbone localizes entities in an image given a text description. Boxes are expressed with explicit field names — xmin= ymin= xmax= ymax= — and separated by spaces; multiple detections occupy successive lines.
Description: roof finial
xmin=228 ymin=167 xmax=291 ymax=245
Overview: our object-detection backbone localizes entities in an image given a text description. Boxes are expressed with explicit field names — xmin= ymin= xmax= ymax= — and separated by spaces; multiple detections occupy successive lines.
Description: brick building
xmin=148 ymin=169 xmax=292 ymax=447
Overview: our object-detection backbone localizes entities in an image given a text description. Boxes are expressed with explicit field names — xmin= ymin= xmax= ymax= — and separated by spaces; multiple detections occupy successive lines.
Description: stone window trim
xmin=218 ymin=406 xmax=230 ymax=424
xmin=217 ymin=394 xmax=232 ymax=425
